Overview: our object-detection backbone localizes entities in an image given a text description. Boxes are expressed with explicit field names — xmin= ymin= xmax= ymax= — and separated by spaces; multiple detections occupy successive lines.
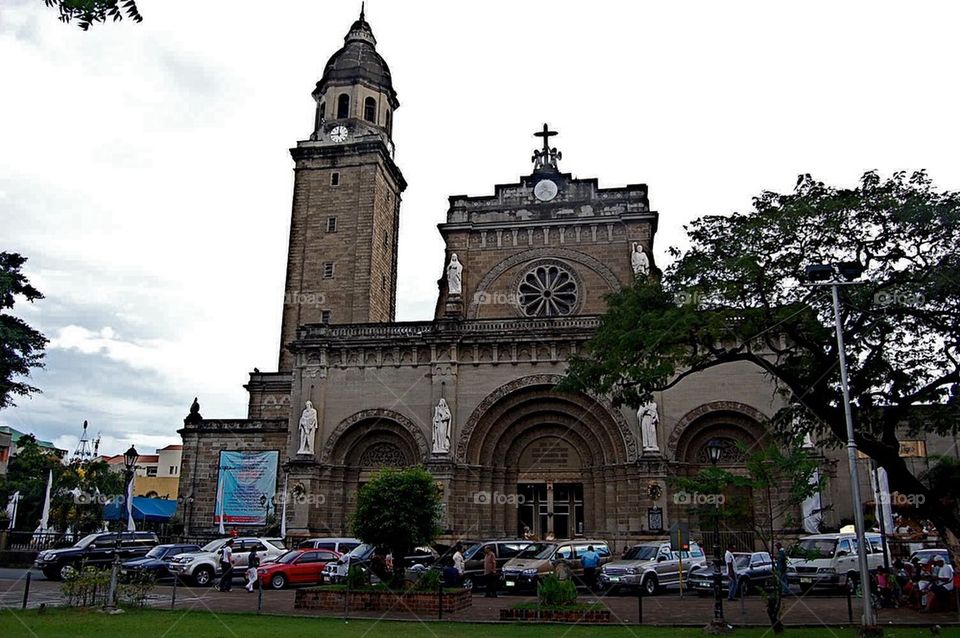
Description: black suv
xmin=35 ymin=531 xmax=158 ymax=580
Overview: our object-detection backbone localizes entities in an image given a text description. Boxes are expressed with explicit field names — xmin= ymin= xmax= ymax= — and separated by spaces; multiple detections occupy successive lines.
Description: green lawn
xmin=1 ymin=608 xmax=957 ymax=638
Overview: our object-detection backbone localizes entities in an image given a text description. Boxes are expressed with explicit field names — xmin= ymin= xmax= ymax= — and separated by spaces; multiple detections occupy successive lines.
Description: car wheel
xmin=59 ymin=564 xmax=78 ymax=580
xmin=270 ymin=574 xmax=287 ymax=590
xmin=642 ymin=574 xmax=658 ymax=596
xmin=193 ymin=566 xmax=214 ymax=587
xmin=462 ymin=576 xmax=474 ymax=591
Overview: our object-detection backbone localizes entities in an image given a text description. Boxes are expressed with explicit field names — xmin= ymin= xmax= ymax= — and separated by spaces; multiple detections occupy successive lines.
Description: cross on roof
xmin=534 ymin=123 xmax=558 ymax=156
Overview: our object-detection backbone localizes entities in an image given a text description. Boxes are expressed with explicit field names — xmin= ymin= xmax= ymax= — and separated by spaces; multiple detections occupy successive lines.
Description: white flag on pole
xmin=126 ymin=475 xmax=136 ymax=532
xmin=5 ymin=491 xmax=19 ymax=530
xmin=216 ymin=468 xmax=226 ymax=535
xmin=35 ymin=470 xmax=53 ymax=534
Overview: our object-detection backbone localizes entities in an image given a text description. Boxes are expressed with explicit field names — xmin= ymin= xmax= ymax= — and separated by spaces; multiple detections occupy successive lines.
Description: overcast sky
xmin=2 ymin=0 xmax=959 ymax=457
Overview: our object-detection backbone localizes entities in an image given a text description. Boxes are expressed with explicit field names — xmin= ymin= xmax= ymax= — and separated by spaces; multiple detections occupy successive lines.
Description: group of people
xmin=875 ymin=556 xmax=955 ymax=611
xmin=439 ymin=543 xmax=500 ymax=597
xmin=214 ymin=538 xmax=261 ymax=593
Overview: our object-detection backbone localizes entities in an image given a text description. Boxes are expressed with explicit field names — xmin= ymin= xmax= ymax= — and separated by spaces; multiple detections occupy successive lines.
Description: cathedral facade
xmin=177 ymin=12 xmax=894 ymax=545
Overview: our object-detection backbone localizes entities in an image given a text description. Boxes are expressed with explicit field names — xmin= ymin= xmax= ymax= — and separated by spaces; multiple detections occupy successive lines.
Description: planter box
xmin=500 ymin=607 xmax=611 ymax=623
xmin=295 ymin=587 xmax=472 ymax=614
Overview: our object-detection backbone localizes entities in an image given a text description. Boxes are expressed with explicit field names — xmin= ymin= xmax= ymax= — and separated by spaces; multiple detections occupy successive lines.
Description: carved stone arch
xmin=320 ymin=408 xmax=430 ymax=464
xmin=467 ymin=248 xmax=624 ymax=319
xmin=455 ymin=374 xmax=638 ymax=463
xmin=666 ymin=401 xmax=771 ymax=463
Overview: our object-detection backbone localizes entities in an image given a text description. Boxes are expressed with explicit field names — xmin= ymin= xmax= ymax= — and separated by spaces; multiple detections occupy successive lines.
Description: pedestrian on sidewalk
xmin=724 ymin=543 xmax=739 ymax=601
xmin=452 ymin=543 xmax=465 ymax=587
xmin=217 ymin=539 xmax=235 ymax=592
xmin=580 ymin=545 xmax=600 ymax=592
xmin=483 ymin=545 xmax=498 ymax=597
xmin=245 ymin=546 xmax=260 ymax=592
xmin=775 ymin=542 xmax=789 ymax=595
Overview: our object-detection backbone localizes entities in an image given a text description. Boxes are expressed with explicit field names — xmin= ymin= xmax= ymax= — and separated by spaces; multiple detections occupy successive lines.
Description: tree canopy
xmin=43 ymin=0 xmax=142 ymax=30
xmin=564 ymin=170 xmax=960 ymax=547
xmin=0 ymin=252 xmax=47 ymax=409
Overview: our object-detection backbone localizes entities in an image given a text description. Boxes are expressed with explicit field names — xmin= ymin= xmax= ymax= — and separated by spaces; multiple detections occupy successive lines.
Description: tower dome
xmin=313 ymin=8 xmax=397 ymax=107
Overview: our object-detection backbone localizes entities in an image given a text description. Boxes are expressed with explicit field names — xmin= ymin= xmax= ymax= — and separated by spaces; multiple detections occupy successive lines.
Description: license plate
xmin=698 ymin=581 xmax=711 ymax=587
xmin=608 ymin=576 xmax=620 ymax=582
xmin=800 ymin=577 xmax=812 ymax=584
xmin=505 ymin=581 xmax=515 ymax=587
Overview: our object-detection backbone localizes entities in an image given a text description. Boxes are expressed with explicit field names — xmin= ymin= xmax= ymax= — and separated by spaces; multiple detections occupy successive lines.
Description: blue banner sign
xmin=214 ymin=450 xmax=279 ymax=526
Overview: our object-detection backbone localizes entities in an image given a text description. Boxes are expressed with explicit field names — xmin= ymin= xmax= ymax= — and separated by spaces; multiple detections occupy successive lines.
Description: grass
xmin=2 ymin=608 xmax=959 ymax=638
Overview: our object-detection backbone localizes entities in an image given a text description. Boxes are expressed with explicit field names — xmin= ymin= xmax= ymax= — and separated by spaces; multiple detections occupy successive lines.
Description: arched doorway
xmin=456 ymin=377 xmax=634 ymax=538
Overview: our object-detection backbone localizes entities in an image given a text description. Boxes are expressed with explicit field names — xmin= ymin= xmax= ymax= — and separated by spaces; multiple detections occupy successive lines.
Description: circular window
xmin=517 ymin=263 xmax=579 ymax=317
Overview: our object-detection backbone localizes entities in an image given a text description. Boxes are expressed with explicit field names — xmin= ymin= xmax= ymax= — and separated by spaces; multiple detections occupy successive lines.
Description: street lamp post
xmin=804 ymin=262 xmax=876 ymax=628
xmin=259 ymin=494 xmax=269 ymax=530
xmin=106 ymin=445 xmax=139 ymax=612
xmin=706 ymin=438 xmax=725 ymax=628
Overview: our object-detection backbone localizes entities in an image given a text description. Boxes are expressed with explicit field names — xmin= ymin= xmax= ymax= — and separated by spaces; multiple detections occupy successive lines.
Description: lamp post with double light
xmin=705 ymin=438 xmax=725 ymax=628
xmin=106 ymin=445 xmax=139 ymax=612
xmin=803 ymin=261 xmax=876 ymax=628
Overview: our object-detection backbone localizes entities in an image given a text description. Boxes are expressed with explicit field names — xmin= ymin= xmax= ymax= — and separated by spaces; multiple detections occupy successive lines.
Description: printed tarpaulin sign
xmin=214 ymin=450 xmax=279 ymax=525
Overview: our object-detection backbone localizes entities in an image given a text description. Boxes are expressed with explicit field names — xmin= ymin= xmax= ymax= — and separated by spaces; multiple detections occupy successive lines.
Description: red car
xmin=258 ymin=549 xmax=341 ymax=589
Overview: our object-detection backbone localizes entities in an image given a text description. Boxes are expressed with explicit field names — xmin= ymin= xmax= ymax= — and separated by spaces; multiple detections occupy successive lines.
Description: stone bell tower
xmin=277 ymin=7 xmax=407 ymax=370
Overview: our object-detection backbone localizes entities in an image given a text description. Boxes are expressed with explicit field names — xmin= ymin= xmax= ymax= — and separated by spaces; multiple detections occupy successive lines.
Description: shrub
xmin=537 ymin=574 xmax=577 ymax=608
xmin=345 ymin=564 xmax=368 ymax=590
xmin=412 ymin=568 xmax=441 ymax=592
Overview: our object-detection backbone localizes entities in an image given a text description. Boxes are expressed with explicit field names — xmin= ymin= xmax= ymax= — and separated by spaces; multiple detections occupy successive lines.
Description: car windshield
xmin=736 ymin=555 xmax=752 ymax=569
xmin=202 ymin=539 xmax=225 ymax=552
xmin=74 ymin=534 xmax=101 ymax=549
xmin=145 ymin=546 xmax=169 ymax=559
xmin=518 ymin=543 xmax=556 ymax=559
xmin=623 ymin=546 xmax=659 ymax=561
xmin=792 ymin=538 xmax=837 ymax=559
xmin=276 ymin=551 xmax=301 ymax=564
xmin=346 ymin=543 xmax=373 ymax=559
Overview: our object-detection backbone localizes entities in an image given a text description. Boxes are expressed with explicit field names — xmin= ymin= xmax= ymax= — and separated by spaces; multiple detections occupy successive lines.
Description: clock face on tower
xmin=330 ymin=125 xmax=349 ymax=143
xmin=534 ymin=179 xmax=558 ymax=202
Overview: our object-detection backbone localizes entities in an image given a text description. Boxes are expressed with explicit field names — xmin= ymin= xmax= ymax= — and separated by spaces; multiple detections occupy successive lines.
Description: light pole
xmin=706 ymin=438 xmax=725 ymax=628
xmin=804 ymin=262 xmax=876 ymax=628
xmin=106 ymin=445 xmax=138 ymax=612
xmin=259 ymin=494 xmax=269 ymax=530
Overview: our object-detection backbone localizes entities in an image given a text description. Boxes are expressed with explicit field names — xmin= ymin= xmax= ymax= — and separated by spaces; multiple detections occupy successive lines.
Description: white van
xmin=787 ymin=532 xmax=884 ymax=591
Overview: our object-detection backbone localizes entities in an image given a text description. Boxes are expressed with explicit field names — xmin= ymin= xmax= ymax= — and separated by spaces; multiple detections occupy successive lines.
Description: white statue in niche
xmin=637 ymin=401 xmax=660 ymax=453
xmin=297 ymin=401 xmax=318 ymax=455
xmin=446 ymin=254 xmax=463 ymax=295
xmin=432 ymin=398 xmax=452 ymax=454
xmin=631 ymin=242 xmax=650 ymax=277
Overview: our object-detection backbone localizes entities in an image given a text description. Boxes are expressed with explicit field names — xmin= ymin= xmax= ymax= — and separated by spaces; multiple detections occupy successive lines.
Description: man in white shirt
xmin=927 ymin=557 xmax=954 ymax=611
xmin=724 ymin=544 xmax=739 ymax=601
xmin=217 ymin=539 xmax=235 ymax=592
xmin=452 ymin=543 xmax=465 ymax=587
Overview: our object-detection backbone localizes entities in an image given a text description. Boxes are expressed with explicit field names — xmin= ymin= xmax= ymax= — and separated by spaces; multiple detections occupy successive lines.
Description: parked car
xmin=787 ymin=533 xmax=883 ymax=591
xmin=35 ymin=531 xmax=158 ymax=581
xmin=597 ymin=541 xmax=706 ymax=595
xmin=458 ymin=540 xmax=532 ymax=590
xmin=501 ymin=540 xmax=611 ymax=591
xmin=322 ymin=543 xmax=439 ymax=583
xmin=688 ymin=552 xmax=774 ymax=595
xmin=121 ymin=543 xmax=202 ymax=580
xmin=297 ymin=537 xmax=361 ymax=554
xmin=168 ymin=537 xmax=286 ymax=586
xmin=257 ymin=548 xmax=340 ymax=589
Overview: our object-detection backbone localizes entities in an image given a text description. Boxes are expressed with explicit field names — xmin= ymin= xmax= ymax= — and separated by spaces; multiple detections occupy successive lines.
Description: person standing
xmin=724 ymin=543 xmax=739 ymax=601
xmin=775 ymin=542 xmax=789 ymax=595
xmin=452 ymin=543 xmax=465 ymax=587
xmin=579 ymin=545 xmax=601 ymax=592
xmin=245 ymin=546 xmax=260 ymax=593
xmin=217 ymin=539 xmax=235 ymax=592
xmin=483 ymin=545 xmax=498 ymax=597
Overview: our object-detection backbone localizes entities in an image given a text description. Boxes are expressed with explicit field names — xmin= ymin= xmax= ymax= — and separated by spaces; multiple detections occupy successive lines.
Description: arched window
xmin=363 ymin=97 xmax=377 ymax=123
xmin=336 ymin=93 xmax=350 ymax=119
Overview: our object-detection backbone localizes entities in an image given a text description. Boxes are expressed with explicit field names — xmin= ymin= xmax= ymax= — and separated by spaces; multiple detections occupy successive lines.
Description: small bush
xmin=537 ymin=574 xmax=577 ymax=607
xmin=345 ymin=564 xmax=368 ymax=590
xmin=61 ymin=566 xmax=110 ymax=607
xmin=412 ymin=568 xmax=441 ymax=592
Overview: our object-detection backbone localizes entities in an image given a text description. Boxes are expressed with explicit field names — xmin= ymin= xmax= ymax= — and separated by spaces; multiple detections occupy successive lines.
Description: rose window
xmin=517 ymin=264 xmax=579 ymax=317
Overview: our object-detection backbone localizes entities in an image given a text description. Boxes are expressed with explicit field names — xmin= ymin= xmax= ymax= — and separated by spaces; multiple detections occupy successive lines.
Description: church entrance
xmin=517 ymin=482 xmax=584 ymax=539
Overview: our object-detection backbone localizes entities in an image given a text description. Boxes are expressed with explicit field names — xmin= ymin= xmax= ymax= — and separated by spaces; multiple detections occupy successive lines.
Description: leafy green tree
xmin=42 ymin=0 xmax=142 ymax=31
xmin=564 ymin=171 xmax=960 ymax=554
xmin=51 ymin=458 xmax=125 ymax=534
xmin=350 ymin=466 xmax=442 ymax=585
xmin=1 ymin=435 xmax=63 ymax=531
xmin=0 ymin=252 xmax=47 ymax=409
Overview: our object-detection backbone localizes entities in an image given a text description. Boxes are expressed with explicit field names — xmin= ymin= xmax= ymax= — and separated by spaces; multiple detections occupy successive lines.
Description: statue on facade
xmin=637 ymin=401 xmax=660 ymax=453
xmin=446 ymin=254 xmax=463 ymax=296
xmin=432 ymin=398 xmax=452 ymax=454
xmin=297 ymin=401 xmax=319 ymax=455
xmin=631 ymin=242 xmax=650 ymax=277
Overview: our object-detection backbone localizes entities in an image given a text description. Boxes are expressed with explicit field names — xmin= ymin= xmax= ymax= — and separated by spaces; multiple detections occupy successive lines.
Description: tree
xmin=564 ymin=171 xmax=960 ymax=554
xmin=42 ymin=0 xmax=142 ymax=31
xmin=0 ymin=252 xmax=48 ymax=409
xmin=1 ymin=435 xmax=63 ymax=531
xmin=350 ymin=466 xmax=442 ymax=585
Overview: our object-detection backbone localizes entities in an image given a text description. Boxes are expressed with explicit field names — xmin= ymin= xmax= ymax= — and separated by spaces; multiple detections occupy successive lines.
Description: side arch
xmin=666 ymin=401 xmax=771 ymax=463
xmin=320 ymin=408 xmax=429 ymax=465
